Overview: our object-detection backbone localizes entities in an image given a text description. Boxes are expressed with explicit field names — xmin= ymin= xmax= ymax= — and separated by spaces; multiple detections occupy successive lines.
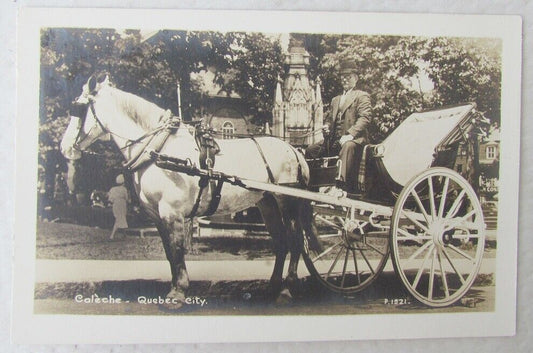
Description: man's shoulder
xmin=353 ymin=89 xmax=370 ymax=97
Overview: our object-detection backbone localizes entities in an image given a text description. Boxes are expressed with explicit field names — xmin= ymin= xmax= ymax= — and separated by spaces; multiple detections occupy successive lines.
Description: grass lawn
xmin=36 ymin=220 xmax=275 ymax=261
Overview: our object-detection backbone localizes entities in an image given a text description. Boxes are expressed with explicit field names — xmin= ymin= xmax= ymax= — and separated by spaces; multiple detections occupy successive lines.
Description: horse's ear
xmin=96 ymin=72 xmax=108 ymax=84
xmin=87 ymin=75 xmax=97 ymax=93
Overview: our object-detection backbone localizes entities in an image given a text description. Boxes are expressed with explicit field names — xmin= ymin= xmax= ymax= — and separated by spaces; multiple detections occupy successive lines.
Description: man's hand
xmin=321 ymin=124 xmax=330 ymax=135
xmin=339 ymin=134 xmax=354 ymax=146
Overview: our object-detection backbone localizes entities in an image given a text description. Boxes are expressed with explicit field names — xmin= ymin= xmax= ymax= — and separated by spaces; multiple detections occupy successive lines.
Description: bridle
xmin=71 ymin=95 xmax=177 ymax=156
xmin=71 ymin=98 xmax=111 ymax=155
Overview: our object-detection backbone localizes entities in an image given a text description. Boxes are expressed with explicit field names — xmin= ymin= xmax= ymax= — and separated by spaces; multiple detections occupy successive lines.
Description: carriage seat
xmin=305 ymin=146 xmax=374 ymax=196
xmin=306 ymin=103 xmax=479 ymax=198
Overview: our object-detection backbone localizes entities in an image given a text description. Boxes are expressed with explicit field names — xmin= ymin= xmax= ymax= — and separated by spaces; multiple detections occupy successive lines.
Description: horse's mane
xmin=104 ymin=85 xmax=168 ymax=131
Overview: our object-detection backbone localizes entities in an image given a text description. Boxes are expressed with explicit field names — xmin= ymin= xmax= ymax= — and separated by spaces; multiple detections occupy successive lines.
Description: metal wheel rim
xmin=302 ymin=204 xmax=390 ymax=294
xmin=390 ymin=167 xmax=485 ymax=307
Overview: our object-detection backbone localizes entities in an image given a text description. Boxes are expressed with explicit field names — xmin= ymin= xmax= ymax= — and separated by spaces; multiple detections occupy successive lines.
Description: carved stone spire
xmin=272 ymin=34 xmax=323 ymax=146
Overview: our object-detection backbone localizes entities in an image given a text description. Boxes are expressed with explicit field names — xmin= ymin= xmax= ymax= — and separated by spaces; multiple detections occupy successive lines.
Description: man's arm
xmin=347 ymin=92 xmax=372 ymax=139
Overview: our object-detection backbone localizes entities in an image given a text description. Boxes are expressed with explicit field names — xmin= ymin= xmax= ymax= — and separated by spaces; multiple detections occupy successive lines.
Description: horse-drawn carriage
xmin=61 ymin=75 xmax=487 ymax=309
xmin=302 ymin=103 xmax=486 ymax=307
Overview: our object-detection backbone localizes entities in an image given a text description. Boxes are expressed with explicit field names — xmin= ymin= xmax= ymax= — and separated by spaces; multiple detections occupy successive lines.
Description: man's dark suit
xmin=306 ymin=89 xmax=372 ymax=193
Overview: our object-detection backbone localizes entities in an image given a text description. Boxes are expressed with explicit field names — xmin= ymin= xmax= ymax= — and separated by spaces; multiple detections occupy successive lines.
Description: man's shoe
xmin=325 ymin=186 xmax=346 ymax=198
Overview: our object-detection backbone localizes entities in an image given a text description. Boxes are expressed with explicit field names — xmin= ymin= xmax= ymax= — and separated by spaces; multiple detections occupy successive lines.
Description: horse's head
xmin=60 ymin=73 xmax=111 ymax=161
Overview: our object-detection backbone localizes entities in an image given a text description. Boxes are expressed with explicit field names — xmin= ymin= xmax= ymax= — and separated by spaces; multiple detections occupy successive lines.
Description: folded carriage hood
xmin=379 ymin=104 xmax=475 ymax=186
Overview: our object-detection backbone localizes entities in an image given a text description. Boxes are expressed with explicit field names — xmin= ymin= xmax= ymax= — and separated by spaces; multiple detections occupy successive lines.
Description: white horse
xmin=60 ymin=74 xmax=310 ymax=307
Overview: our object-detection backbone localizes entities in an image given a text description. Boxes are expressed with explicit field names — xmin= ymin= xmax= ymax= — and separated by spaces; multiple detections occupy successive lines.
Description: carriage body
xmin=306 ymin=103 xmax=479 ymax=199
xmin=301 ymin=103 xmax=487 ymax=307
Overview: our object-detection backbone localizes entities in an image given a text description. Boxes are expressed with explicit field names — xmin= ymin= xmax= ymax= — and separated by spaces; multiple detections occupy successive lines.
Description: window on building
xmin=486 ymin=146 xmax=496 ymax=160
xmin=222 ymin=121 xmax=234 ymax=139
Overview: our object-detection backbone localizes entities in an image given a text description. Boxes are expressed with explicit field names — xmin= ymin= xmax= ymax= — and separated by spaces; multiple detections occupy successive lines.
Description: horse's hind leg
xmin=286 ymin=213 xmax=304 ymax=298
xmin=156 ymin=218 xmax=189 ymax=309
xmin=257 ymin=194 xmax=288 ymax=299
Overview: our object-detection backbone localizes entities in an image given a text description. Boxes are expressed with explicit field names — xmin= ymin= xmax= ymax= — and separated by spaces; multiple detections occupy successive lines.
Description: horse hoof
xmin=162 ymin=288 xmax=186 ymax=310
xmin=275 ymin=288 xmax=293 ymax=305
xmin=286 ymin=275 xmax=304 ymax=299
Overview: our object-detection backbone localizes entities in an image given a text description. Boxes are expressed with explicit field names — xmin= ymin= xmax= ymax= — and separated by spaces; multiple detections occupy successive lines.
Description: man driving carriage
xmin=305 ymin=59 xmax=372 ymax=195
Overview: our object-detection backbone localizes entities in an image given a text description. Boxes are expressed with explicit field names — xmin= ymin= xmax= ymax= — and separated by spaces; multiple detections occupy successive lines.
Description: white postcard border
xmin=13 ymin=8 xmax=521 ymax=343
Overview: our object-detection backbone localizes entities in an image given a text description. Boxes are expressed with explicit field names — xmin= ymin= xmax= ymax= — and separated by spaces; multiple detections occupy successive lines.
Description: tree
xmin=222 ymin=32 xmax=284 ymax=125
xmin=300 ymin=35 xmax=501 ymax=142
xmin=39 ymin=28 xmax=502 ymax=203
xmin=422 ymin=37 xmax=502 ymax=124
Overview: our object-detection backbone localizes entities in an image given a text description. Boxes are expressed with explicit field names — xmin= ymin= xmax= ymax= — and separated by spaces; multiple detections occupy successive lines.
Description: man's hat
xmin=339 ymin=59 xmax=358 ymax=75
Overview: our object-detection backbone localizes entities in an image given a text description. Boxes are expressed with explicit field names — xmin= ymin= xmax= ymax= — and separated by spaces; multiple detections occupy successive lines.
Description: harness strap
xmin=188 ymin=181 xmax=205 ymax=219
xmin=187 ymin=126 xmax=224 ymax=219
xmin=250 ymin=137 xmax=276 ymax=184
xmin=123 ymin=132 xmax=160 ymax=171
xmin=289 ymin=147 xmax=305 ymax=186
xmin=124 ymin=115 xmax=180 ymax=172
xmin=204 ymin=179 xmax=224 ymax=217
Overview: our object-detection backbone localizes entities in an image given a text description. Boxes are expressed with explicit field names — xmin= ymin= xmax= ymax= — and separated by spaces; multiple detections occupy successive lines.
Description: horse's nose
xmin=60 ymin=143 xmax=82 ymax=161
xmin=60 ymin=134 xmax=82 ymax=160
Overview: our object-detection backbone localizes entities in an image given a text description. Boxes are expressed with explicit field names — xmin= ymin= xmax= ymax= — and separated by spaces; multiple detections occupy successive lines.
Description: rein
xmin=75 ymin=99 xmax=178 ymax=157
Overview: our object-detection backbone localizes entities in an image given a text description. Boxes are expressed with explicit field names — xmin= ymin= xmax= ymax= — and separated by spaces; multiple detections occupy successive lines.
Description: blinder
xmin=70 ymin=98 xmax=109 ymax=153
xmin=70 ymin=101 xmax=89 ymax=122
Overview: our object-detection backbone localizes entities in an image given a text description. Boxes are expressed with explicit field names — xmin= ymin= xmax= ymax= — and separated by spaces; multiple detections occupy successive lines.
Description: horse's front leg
xmin=156 ymin=214 xmax=189 ymax=308
xmin=257 ymin=194 xmax=287 ymax=299
xmin=286 ymin=215 xmax=304 ymax=299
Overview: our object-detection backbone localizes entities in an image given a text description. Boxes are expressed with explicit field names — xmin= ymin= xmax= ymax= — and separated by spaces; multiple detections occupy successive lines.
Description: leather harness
xmin=71 ymin=101 xmax=303 ymax=220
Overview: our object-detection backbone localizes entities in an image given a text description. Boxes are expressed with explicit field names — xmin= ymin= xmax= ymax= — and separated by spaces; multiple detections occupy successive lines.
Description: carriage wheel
xmin=301 ymin=203 xmax=390 ymax=294
xmin=390 ymin=167 xmax=485 ymax=307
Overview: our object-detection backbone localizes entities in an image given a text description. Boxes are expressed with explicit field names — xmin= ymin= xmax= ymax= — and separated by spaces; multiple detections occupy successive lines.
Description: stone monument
xmin=272 ymin=34 xmax=324 ymax=147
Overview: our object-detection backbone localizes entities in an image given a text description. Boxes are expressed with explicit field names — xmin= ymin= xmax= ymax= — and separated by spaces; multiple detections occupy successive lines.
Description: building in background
xmin=192 ymin=66 xmax=255 ymax=138
xmin=478 ymin=124 xmax=500 ymax=200
xmin=272 ymin=34 xmax=324 ymax=147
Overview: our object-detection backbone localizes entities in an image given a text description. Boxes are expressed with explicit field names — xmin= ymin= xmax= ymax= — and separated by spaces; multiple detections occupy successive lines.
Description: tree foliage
xmin=39 ymin=28 xmax=501 ymax=201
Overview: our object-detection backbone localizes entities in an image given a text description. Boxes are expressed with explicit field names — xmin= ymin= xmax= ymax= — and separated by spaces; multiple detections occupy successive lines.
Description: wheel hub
xmin=428 ymin=219 xmax=446 ymax=247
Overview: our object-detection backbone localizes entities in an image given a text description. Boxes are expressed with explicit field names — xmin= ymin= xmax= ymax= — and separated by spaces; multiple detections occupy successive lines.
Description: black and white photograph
xmin=12 ymin=8 xmax=521 ymax=344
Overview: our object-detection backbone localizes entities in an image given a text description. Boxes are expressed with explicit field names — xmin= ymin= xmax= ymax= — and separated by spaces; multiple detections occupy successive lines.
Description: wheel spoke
xmin=448 ymin=244 xmax=475 ymax=262
xmin=406 ymin=240 xmax=433 ymax=265
xmin=325 ymin=244 xmax=345 ymax=280
xmin=316 ymin=215 xmax=343 ymax=230
xmin=364 ymin=241 xmax=386 ymax=257
xmin=428 ymin=176 xmax=436 ymax=220
xmin=428 ymin=247 xmax=437 ymax=300
xmin=452 ymin=232 xmax=481 ymax=239
xmin=318 ymin=233 xmax=342 ymax=239
xmin=441 ymin=247 xmax=466 ymax=285
xmin=411 ymin=189 xmax=431 ymax=224
xmin=358 ymin=247 xmax=376 ymax=275
xmin=352 ymin=249 xmax=361 ymax=284
xmin=438 ymin=177 xmax=450 ymax=218
xmin=437 ymin=248 xmax=450 ymax=298
xmin=397 ymin=228 xmax=432 ymax=241
xmin=445 ymin=189 xmax=466 ymax=219
xmin=340 ymin=247 xmax=350 ymax=288
xmin=312 ymin=240 xmax=343 ymax=263
xmin=444 ymin=210 xmax=479 ymax=232
xmin=401 ymin=210 xmax=430 ymax=233
xmin=412 ymin=244 xmax=434 ymax=289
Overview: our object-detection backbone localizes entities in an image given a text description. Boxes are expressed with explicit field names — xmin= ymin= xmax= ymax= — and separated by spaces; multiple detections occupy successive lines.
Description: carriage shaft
xmin=241 ymin=179 xmax=393 ymax=217
xmin=154 ymin=151 xmax=393 ymax=217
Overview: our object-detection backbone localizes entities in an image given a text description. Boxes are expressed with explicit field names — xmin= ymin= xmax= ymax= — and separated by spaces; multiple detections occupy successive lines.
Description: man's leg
xmin=338 ymin=140 xmax=364 ymax=194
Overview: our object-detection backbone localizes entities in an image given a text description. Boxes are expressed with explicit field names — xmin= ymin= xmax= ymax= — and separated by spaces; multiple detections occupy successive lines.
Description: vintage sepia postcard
xmin=12 ymin=8 xmax=521 ymax=343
